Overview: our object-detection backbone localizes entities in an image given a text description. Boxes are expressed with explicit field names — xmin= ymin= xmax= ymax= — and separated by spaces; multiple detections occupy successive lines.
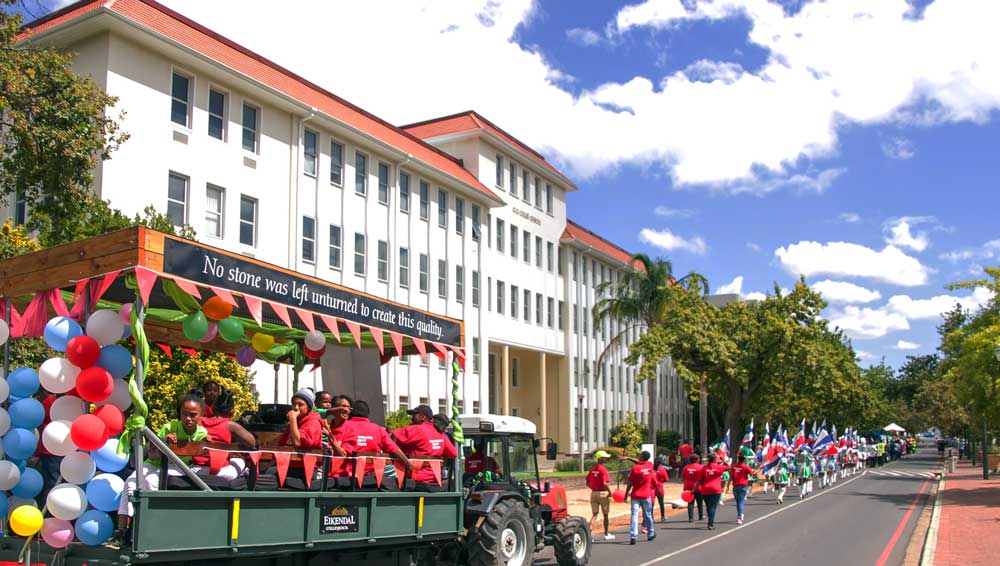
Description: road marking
xmin=633 ymin=470 xmax=868 ymax=566
xmin=874 ymin=477 xmax=931 ymax=566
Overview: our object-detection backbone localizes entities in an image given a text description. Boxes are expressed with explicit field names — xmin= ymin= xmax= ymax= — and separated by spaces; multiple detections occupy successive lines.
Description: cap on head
xmin=292 ymin=388 xmax=315 ymax=410
xmin=407 ymin=405 xmax=434 ymax=419
xmin=594 ymin=450 xmax=612 ymax=460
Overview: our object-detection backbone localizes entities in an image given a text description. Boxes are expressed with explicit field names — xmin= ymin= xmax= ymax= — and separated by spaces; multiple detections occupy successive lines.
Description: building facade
xmin=10 ymin=0 xmax=691 ymax=451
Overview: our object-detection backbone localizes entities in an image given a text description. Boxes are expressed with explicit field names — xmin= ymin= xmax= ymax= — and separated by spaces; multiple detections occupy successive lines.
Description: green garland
xmin=451 ymin=360 xmax=464 ymax=445
xmin=118 ymin=275 xmax=150 ymax=456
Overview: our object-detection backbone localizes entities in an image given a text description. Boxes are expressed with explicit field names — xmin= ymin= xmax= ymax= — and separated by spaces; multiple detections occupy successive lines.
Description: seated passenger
xmin=201 ymin=380 xmax=221 ymax=417
xmin=393 ymin=405 xmax=457 ymax=491
xmin=315 ymin=390 xmax=333 ymax=418
xmin=324 ymin=394 xmax=353 ymax=456
xmin=338 ymin=400 xmax=412 ymax=489
xmin=278 ymin=388 xmax=323 ymax=449
xmin=191 ymin=388 xmax=256 ymax=479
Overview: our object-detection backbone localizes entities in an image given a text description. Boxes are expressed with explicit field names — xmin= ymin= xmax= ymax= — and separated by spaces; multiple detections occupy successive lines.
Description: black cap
xmin=407 ymin=405 xmax=433 ymax=419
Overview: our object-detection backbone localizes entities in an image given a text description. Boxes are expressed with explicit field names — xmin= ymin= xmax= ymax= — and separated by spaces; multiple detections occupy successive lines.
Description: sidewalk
xmin=931 ymin=460 xmax=1000 ymax=565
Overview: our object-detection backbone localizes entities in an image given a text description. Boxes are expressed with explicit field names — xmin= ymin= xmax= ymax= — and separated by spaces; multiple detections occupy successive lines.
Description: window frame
xmin=546 ymin=183 xmax=554 ymax=214
xmin=204 ymin=184 xmax=225 ymax=239
xmin=399 ymin=247 xmax=410 ymax=288
xmin=547 ymin=242 xmax=554 ymax=272
xmin=353 ymin=232 xmax=366 ymax=276
xmin=207 ymin=87 xmax=227 ymax=141
xmin=241 ymin=102 xmax=260 ymax=153
xmin=377 ymin=240 xmax=389 ymax=282
xmin=167 ymin=171 xmax=189 ymax=228
xmin=301 ymin=215 xmax=316 ymax=264
xmin=455 ymin=264 xmax=464 ymax=303
xmin=535 ymin=293 xmax=543 ymax=325
xmin=170 ymin=71 xmax=192 ymax=128
xmin=239 ymin=195 xmax=258 ymax=247
xmin=496 ymin=218 xmax=505 ymax=252
xmin=497 ymin=280 xmax=505 ymax=315
xmin=303 ymin=129 xmax=319 ymax=177
xmin=495 ymin=154 xmax=504 ymax=188
xmin=355 ymin=151 xmax=368 ymax=196
xmin=437 ymin=189 xmax=448 ymax=228
xmin=419 ymin=181 xmax=430 ymax=221
xmin=399 ymin=172 xmax=410 ymax=214
xmin=330 ymin=141 xmax=344 ymax=186
xmin=510 ymin=225 xmax=518 ymax=259
xmin=455 ymin=197 xmax=465 ymax=235
xmin=13 ymin=189 xmax=26 ymax=226
xmin=437 ymin=259 xmax=448 ymax=299
xmin=509 ymin=162 xmax=517 ymax=198
xmin=328 ymin=224 xmax=342 ymax=270
xmin=511 ymin=285 xmax=519 ymax=319
xmin=523 ymin=288 xmax=530 ymax=322
xmin=472 ymin=270 xmax=480 ymax=308
xmin=547 ymin=297 xmax=555 ymax=328
xmin=419 ymin=254 xmax=429 ymax=294
xmin=377 ymin=162 xmax=390 ymax=205
xmin=522 ymin=231 xmax=530 ymax=264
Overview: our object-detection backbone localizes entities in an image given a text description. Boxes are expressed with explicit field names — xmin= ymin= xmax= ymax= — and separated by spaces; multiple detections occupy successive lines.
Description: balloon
xmin=612 ymin=490 xmax=626 ymax=503
xmin=7 ymin=367 xmax=40 ymax=398
xmin=97 ymin=379 xmax=132 ymax=412
xmin=0 ymin=377 xmax=8 ymax=403
xmin=93 ymin=405 xmax=124 ymax=437
xmin=41 ymin=517 xmax=75 ymax=548
xmin=85 ymin=310 xmax=125 ymax=346
xmin=216 ymin=317 xmax=244 ymax=343
xmin=9 ymin=505 xmax=43 ymax=536
xmin=182 ymin=312 xmax=209 ymax=341
xmin=236 ymin=345 xmax=256 ymax=367
xmin=75 ymin=509 xmax=113 ymax=545
xmin=42 ymin=420 xmax=78 ymax=457
xmin=198 ymin=321 xmax=218 ymax=343
xmin=202 ymin=296 xmax=233 ymax=321
xmin=681 ymin=490 xmax=695 ymax=503
xmin=303 ymin=345 xmax=325 ymax=360
xmin=50 ymin=395 xmax=87 ymax=422
xmin=119 ymin=303 xmax=133 ymax=324
xmin=96 ymin=344 xmax=132 ymax=379
xmin=9 ymin=398 xmax=44 ymax=429
xmin=38 ymin=357 xmax=81 ymax=395
xmin=70 ymin=415 xmax=108 ymax=451
xmin=304 ymin=330 xmax=325 ymax=351
xmin=61 ymin=451 xmax=97 ymax=484
xmin=0 ymin=460 xmax=21 ymax=490
xmin=0 ymin=319 xmax=8 ymax=346
xmin=0 ymin=407 xmax=9 ymax=436
xmin=44 ymin=316 xmax=83 ymax=352
xmin=86 ymin=473 xmax=124 ymax=512
xmin=11 ymin=467 xmax=42 ymax=499
xmin=251 ymin=332 xmax=275 ymax=353
xmin=91 ymin=438 xmax=127 ymax=473
xmin=66 ymin=336 xmax=101 ymax=369
xmin=76 ymin=366 xmax=114 ymax=403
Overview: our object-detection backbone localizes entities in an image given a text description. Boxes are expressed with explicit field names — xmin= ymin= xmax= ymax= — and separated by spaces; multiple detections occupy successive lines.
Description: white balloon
xmin=38 ymin=358 xmax=81 ymax=395
xmin=0 ymin=407 xmax=10 ymax=437
xmin=46 ymin=483 xmax=88 ymax=521
xmin=0 ymin=460 xmax=21 ymax=491
xmin=0 ymin=319 xmax=8 ymax=346
xmin=0 ymin=378 xmax=8 ymax=403
xmin=41 ymin=420 xmax=78 ymax=457
xmin=86 ymin=310 xmax=124 ymax=347
xmin=60 ymin=452 xmax=96 ymax=485
xmin=50 ymin=395 xmax=87 ymax=422
xmin=97 ymin=379 xmax=132 ymax=412
xmin=304 ymin=330 xmax=326 ymax=351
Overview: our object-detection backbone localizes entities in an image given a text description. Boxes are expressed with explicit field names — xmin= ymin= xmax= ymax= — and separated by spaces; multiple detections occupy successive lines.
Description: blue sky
xmin=40 ymin=0 xmax=1000 ymax=368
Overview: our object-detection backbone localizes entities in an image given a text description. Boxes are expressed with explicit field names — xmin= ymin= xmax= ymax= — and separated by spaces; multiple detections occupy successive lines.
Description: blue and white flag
xmin=742 ymin=419 xmax=755 ymax=446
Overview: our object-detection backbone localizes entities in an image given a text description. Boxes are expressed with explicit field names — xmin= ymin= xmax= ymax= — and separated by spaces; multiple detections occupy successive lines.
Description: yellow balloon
xmin=251 ymin=332 xmax=275 ymax=353
xmin=10 ymin=505 xmax=43 ymax=536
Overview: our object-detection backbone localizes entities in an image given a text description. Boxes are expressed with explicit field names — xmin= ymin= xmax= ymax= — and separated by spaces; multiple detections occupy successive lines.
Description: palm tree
xmin=593 ymin=254 xmax=708 ymax=449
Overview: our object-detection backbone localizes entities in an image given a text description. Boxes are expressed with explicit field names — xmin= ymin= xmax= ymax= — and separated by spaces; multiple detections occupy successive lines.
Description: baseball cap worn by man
xmin=594 ymin=450 xmax=612 ymax=461
xmin=407 ymin=405 xmax=434 ymax=419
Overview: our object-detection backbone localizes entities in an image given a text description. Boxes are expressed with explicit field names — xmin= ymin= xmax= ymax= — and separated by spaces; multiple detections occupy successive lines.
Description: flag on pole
xmin=793 ymin=419 xmax=806 ymax=449
xmin=742 ymin=419 xmax=755 ymax=446
xmin=811 ymin=425 xmax=833 ymax=455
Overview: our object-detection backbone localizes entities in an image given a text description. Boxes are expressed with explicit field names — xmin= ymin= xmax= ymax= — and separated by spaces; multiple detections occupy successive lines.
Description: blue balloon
xmin=75 ymin=509 xmax=113 ymax=546
xmin=8 ymin=459 xmax=26 ymax=473
xmin=91 ymin=438 xmax=128 ymax=473
xmin=96 ymin=344 xmax=133 ymax=380
xmin=8 ymin=398 xmax=44 ymax=429
xmin=0 ymin=493 xmax=8 ymax=518
xmin=3 ymin=429 xmax=37 ymax=460
xmin=7 ymin=368 xmax=39 ymax=398
xmin=44 ymin=316 xmax=83 ymax=353
xmin=85 ymin=473 xmax=123 ymax=512
xmin=11 ymin=467 xmax=42 ymax=499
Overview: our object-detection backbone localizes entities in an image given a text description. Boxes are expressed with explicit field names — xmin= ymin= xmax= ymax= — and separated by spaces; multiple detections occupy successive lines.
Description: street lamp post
xmin=578 ymin=393 xmax=585 ymax=473
xmin=986 ymin=346 xmax=1000 ymax=480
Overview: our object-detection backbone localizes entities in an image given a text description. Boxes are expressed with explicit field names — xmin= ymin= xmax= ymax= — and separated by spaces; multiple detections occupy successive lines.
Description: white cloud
xmin=939 ymin=239 xmax=1000 ymax=263
xmin=881 ymin=137 xmax=915 ymax=159
xmin=743 ymin=291 xmax=767 ymax=301
xmin=836 ymin=212 xmax=862 ymax=224
xmin=828 ymin=306 xmax=910 ymax=340
xmin=886 ymin=286 xmax=995 ymax=320
xmin=893 ymin=340 xmax=920 ymax=350
xmin=653 ymin=206 xmax=696 ymax=218
xmin=855 ymin=350 xmax=877 ymax=361
xmin=746 ymin=242 xmax=761 ymax=253
xmin=566 ymin=27 xmax=604 ymax=47
xmin=883 ymin=216 xmax=934 ymax=252
xmin=157 ymin=0 xmax=1000 ymax=192
xmin=812 ymin=280 xmax=882 ymax=304
xmin=720 ymin=168 xmax=846 ymax=195
xmin=774 ymin=241 xmax=930 ymax=286
xmin=717 ymin=276 xmax=744 ymax=295
xmin=639 ymin=228 xmax=708 ymax=255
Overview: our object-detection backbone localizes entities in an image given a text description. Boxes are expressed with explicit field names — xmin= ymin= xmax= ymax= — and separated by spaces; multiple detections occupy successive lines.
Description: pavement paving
xmin=931 ymin=455 xmax=1000 ymax=566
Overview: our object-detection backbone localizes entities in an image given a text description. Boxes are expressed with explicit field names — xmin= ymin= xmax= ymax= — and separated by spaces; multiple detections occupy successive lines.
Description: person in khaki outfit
xmin=587 ymin=450 xmax=615 ymax=540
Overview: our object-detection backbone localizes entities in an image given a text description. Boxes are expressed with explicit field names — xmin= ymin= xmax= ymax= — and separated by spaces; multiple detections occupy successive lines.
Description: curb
xmin=919 ymin=471 xmax=945 ymax=566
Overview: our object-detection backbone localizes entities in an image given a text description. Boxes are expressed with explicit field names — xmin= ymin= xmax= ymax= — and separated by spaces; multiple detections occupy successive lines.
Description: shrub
xmin=594 ymin=446 xmax=626 ymax=460
xmin=656 ymin=430 xmax=682 ymax=451
xmin=144 ymin=349 xmax=257 ymax=430
xmin=608 ymin=413 xmax=648 ymax=455
xmin=555 ymin=458 xmax=593 ymax=472
xmin=385 ymin=408 xmax=410 ymax=430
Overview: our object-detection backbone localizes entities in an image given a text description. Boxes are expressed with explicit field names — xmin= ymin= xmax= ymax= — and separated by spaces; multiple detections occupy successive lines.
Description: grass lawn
xmin=539 ymin=470 xmax=586 ymax=479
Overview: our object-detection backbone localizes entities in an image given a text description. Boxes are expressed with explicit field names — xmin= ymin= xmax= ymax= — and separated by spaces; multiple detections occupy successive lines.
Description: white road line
xmin=634 ymin=470 xmax=868 ymax=566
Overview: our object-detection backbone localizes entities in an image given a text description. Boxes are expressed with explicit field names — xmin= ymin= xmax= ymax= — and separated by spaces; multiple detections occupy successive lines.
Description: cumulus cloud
xmin=774 ymin=241 xmax=930 ymax=286
xmin=812 ymin=280 xmax=882 ymax=304
xmin=893 ymin=340 xmax=920 ymax=350
xmin=836 ymin=212 xmax=862 ymax=224
xmin=828 ymin=306 xmax=910 ymax=340
xmin=744 ymin=291 xmax=767 ymax=301
xmin=939 ymin=239 xmax=1000 ymax=263
xmin=886 ymin=287 xmax=994 ymax=320
xmin=881 ymin=137 xmax=915 ymax=159
xmin=828 ymin=287 xmax=994 ymax=340
xmin=654 ymin=206 xmax=697 ymax=218
xmin=639 ymin=228 xmax=708 ymax=255
xmin=883 ymin=216 xmax=934 ymax=252
xmin=855 ymin=350 xmax=877 ymax=361
xmin=746 ymin=242 xmax=762 ymax=252
xmin=717 ymin=276 xmax=744 ymax=295
xmin=566 ymin=27 xmax=605 ymax=47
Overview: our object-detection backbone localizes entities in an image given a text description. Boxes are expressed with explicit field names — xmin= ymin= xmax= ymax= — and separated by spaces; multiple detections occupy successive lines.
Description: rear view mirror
xmin=546 ymin=442 xmax=558 ymax=461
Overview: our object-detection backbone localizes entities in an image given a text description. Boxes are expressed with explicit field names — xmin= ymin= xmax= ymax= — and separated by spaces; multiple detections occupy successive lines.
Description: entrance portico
xmin=488 ymin=342 xmax=567 ymax=449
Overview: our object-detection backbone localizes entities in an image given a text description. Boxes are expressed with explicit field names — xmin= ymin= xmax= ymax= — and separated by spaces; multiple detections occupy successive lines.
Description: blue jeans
xmin=703 ymin=493 xmax=721 ymax=527
xmin=630 ymin=498 xmax=655 ymax=539
xmin=733 ymin=485 xmax=747 ymax=518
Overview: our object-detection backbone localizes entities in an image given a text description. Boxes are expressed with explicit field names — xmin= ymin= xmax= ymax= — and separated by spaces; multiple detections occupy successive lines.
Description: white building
xmin=11 ymin=0 xmax=691 ymax=451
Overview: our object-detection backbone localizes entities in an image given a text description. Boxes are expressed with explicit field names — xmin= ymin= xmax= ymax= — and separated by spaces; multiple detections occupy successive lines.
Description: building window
xmin=558 ymin=248 xmax=563 ymax=276
xmin=329 ymin=225 xmax=342 ymax=269
xmin=398 ymin=396 xmax=409 ymax=412
xmin=399 ymin=173 xmax=410 ymax=213
xmin=330 ymin=141 xmax=344 ymax=186
xmin=547 ymin=297 xmax=554 ymax=328
xmin=472 ymin=270 xmax=480 ymax=307
xmin=301 ymin=216 xmax=316 ymax=263
xmin=239 ymin=195 xmax=257 ymax=247
xmin=419 ymin=254 xmax=429 ymax=293
xmin=304 ymin=130 xmax=318 ymax=177
xmin=535 ymin=236 xmax=542 ymax=267
xmin=547 ymin=242 xmax=554 ymax=272
xmin=378 ymin=162 xmax=390 ymax=205
xmin=205 ymin=184 xmax=224 ymax=238
xmin=522 ymin=170 xmax=530 ymax=201
xmin=167 ymin=172 xmax=188 ymax=227
xmin=207 ymin=89 xmax=226 ymax=140
xmin=455 ymin=197 xmax=464 ymax=234
xmin=509 ymin=162 xmax=517 ymax=197
xmin=471 ymin=205 xmax=481 ymax=242
xmin=473 ymin=400 xmax=481 ymax=414
xmin=535 ymin=181 xmax=542 ymax=209
xmin=546 ymin=183 xmax=553 ymax=214
xmin=170 ymin=72 xmax=190 ymax=127
xmin=592 ymin=260 xmax=598 ymax=287
xmin=510 ymin=225 xmax=518 ymax=259
xmin=497 ymin=281 xmax=505 ymax=314
xmin=583 ymin=307 xmax=589 ymax=336
xmin=241 ymin=103 xmax=258 ymax=152
xmin=523 ymin=289 xmax=530 ymax=322
xmin=511 ymin=285 xmax=518 ymax=319
xmin=536 ymin=293 xmax=543 ymax=325
xmin=13 ymin=190 xmax=26 ymax=226
xmin=419 ymin=181 xmax=429 ymax=220
xmin=495 ymin=154 xmax=503 ymax=188
xmin=355 ymin=152 xmax=368 ymax=195
xmin=354 ymin=233 xmax=366 ymax=275
xmin=399 ymin=247 xmax=410 ymax=288
xmin=523 ymin=231 xmax=530 ymax=264
xmin=473 ymin=337 xmax=481 ymax=373
xmin=496 ymin=218 xmax=505 ymax=252
xmin=437 ymin=189 xmax=447 ymax=228
xmin=438 ymin=399 xmax=448 ymax=416
xmin=559 ymin=300 xmax=565 ymax=330
xmin=377 ymin=240 xmax=389 ymax=282
xmin=511 ymin=358 xmax=520 ymax=387
xmin=437 ymin=259 xmax=447 ymax=299
xmin=456 ymin=264 xmax=464 ymax=303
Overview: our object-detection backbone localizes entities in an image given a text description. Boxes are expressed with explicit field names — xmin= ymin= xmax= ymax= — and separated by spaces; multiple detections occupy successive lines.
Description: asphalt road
xmin=536 ymin=446 xmax=938 ymax=566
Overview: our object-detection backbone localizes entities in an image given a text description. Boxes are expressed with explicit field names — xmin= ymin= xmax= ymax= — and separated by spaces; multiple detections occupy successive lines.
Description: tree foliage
xmin=608 ymin=413 xmax=647 ymax=455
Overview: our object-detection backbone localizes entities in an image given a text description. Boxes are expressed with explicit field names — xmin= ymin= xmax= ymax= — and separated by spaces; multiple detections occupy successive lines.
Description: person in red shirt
xmin=464 ymin=438 xmax=502 ymax=478
xmin=192 ymin=389 xmax=256 ymax=480
xmin=339 ymin=400 xmax=412 ymax=491
xmin=682 ymin=455 xmax=705 ymax=522
xmin=679 ymin=440 xmax=693 ymax=461
xmin=586 ymin=450 xmax=615 ymax=540
xmin=695 ymin=453 xmax=728 ymax=530
xmin=393 ymin=405 xmax=457 ymax=492
xmin=201 ymin=380 xmax=221 ymax=417
xmin=653 ymin=456 xmax=670 ymax=522
xmin=624 ymin=451 xmax=656 ymax=544
xmin=730 ymin=453 xmax=755 ymax=524
xmin=279 ymin=388 xmax=323 ymax=449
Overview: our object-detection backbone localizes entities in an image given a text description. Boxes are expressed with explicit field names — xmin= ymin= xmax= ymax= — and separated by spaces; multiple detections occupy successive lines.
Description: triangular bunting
xmin=456 ymin=356 xmax=466 ymax=371
xmin=208 ymin=449 xmax=229 ymax=474
xmin=390 ymin=332 xmax=404 ymax=358
xmin=273 ymin=452 xmax=291 ymax=487
xmin=156 ymin=343 xmax=173 ymax=359
xmin=91 ymin=270 xmax=121 ymax=309
xmin=135 ymin=268 xmax=158 ymax=307
xmin=450 ymin=345 xmax=467 ymax=360
xmin=319 ymin=315 xmax=342 ymax=342
xmin=294 ymin=309 xmax=315 ymax=332
xmin=172 ymin=278 xmax=202 ymax=299
xmin=429 ymin=460 xmax=442 ymax=486
xmin=396 ymin=460 xmax=406 ymax=488
xmin=70 ymin=279 xmax=90 ymax=307
xmin=343 ymin=320 xmax=362 ymax=349
xmin=412 ymin=337 xmax=428 ymax=364
xmin=310 ymin=363 xmax=321 ymax=373
xmin=243 ymin=295 xmax=264 ymax=327
xmin=373 ymin=457 xmax=386 ymax=488
xmin=431 ymin=341 xmax=449 ymax=361
xmin=248 ymin=452 xmax=262 ymax=467
xmin=211 ymin=286 xmax=239 ymax=308
xmin=354 ymin=457 xmax=367 ymax=487
xmin=368 ymin=326 xmax=385 ymax=355
xmin=180 ymin=346 xmax=199 ymax=357
xmin=328 ymin=457 xmax=344 ymax=477
xmin=269 ymin=302 xmax=293 ymax=328
xmin=302 ymin=454 xmax=320 ymax=489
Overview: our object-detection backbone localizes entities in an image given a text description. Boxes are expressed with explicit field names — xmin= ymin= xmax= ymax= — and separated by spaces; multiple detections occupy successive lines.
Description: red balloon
xmin=681 ymin=490 xmax=695 ymax=503
xmin=70 ymin=414 xmax=108 ymax=451
xmin=66 ymin=336 xmax=101 ymax=369
xmin=612 ymin=490 xmax=626 ymax=503
xmin=76 ymin=367 xmax=114 ymax=403
xmin=93 ymin=405 xmax=124 ymax=436
xmin=304 ymin=345 xmax=325 ymax=360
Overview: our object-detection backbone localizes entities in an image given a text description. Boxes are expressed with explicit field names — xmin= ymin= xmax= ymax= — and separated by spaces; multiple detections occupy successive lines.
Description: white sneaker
xmin=605 ymin=534 xmax=616 ymax=540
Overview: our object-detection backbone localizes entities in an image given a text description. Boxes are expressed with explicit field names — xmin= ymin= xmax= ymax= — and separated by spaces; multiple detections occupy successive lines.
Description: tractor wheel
xmin=552 ymin=517 xmax=591 ymax=566
xmin=465 ymin=499 xmax=535 ymax=566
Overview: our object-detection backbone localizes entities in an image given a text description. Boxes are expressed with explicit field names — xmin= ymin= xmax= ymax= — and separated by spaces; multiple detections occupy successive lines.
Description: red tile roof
xmin=402 ymin=111 xmax=576 ymax=189
xmin=561 ymin=220 xmax=642 ymax=271
xmin=20 ymin=0 xmax=501 ymax=204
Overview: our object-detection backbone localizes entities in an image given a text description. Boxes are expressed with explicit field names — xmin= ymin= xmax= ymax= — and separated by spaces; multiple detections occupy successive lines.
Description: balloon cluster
xmin=1 ymin=312 xmax=132 ymax=546
xmin=181 ymin=297 xmax=276 ymax=367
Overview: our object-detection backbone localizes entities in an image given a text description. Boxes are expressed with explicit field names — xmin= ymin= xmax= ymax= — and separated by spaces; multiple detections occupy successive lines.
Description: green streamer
xmin=451 ymin=359 xmax=464 ymax=445
xmin=117 ymin=275 xmax=150 ymax=456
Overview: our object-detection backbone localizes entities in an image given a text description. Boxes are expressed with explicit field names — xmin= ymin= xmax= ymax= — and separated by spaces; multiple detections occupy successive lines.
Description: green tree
xmin=608 ymin=413 xmax=647 ymax=455
xmin=385 ymin=408 xmax=410 ymax=431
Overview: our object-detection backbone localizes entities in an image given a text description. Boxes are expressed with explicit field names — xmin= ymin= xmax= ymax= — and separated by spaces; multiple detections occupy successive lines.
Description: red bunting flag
xmin=172 ymin=278 xmax=202 ymax=299
xmin=243 ymin=295 xmax=264 ymax=327
xmin=412 ymin=337 xmax=428 ymax=365
xmin=273 ymin=452 xmax=291 ymax=487
xmin=368 ymin=326 xmax=385 ymax=355
xmin=294 ymin=309 xmax=316 ymax=332
xmin=70 ymin=278 xmax=91 ymax=307
xmin=354 ymin=457 xmax=367 ymax=487
xmin=269 ymin=302 xmax=293 ymax=328
xmin=302 ymin=454 xmax=320 ymax=489
xmin=428 ymin=460 xmax=442 ymax=486
xmin=431 ymin=341 xmax=449 ymax=361
xmin=328 ymin=457 xmax=344 ymax=477
xmin=208 ymin=449 xmax=229 ymax=474
xmin=211 ymin=286 xmax=239 ymax=307
xmin=373 ymin=458 xmax=386 ymax=488
xmin=248 ymin=452 xmax=262 ymax=468
xmin=179 ymin=346 xmax=199 ymax=357
xmin=135 ymin=267 xmax=158 ymax=307
xmin=91 ymin=270 xmax=122 ymax=309
xmin=396 ymin=460 xmax=406 ymax=488
xmin=343 ymin=320 xmax=362 ymax=348
xmin=390 ymin=332 xmax=405 ymax=358
xmin=156 ymin=343 xmax=173 ymax=359
xmin=319 ymin=315 xmax=342 ymax=342
xmin=450 ymin=345 xmax=467 ymax=360
xmin=456 ymin=355 xmax=466 ymax=371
